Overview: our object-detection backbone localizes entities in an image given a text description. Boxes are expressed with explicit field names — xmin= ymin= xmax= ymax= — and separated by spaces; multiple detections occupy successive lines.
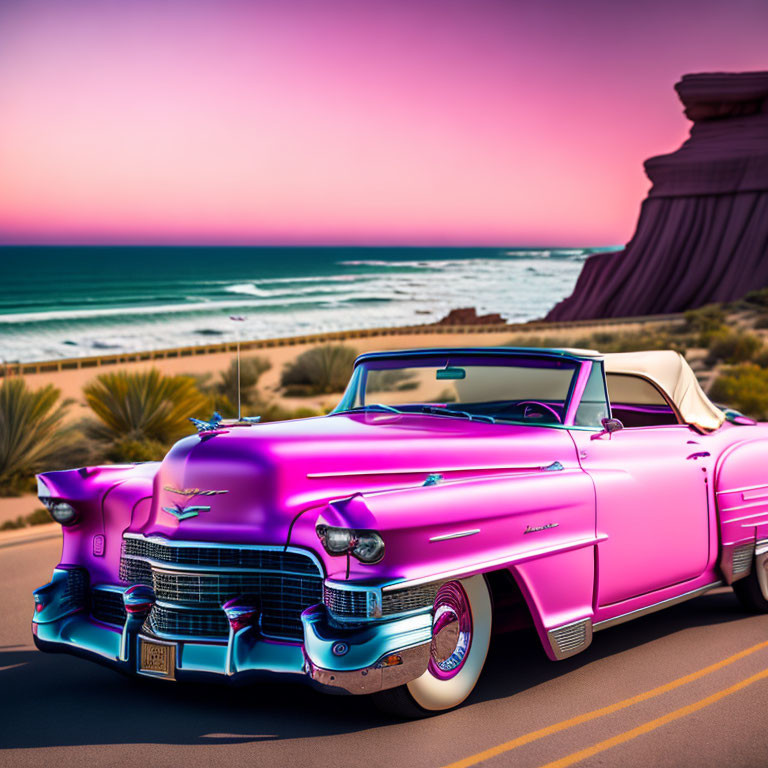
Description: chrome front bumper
xmin=32 ymin=569 xmax=432 ymax=694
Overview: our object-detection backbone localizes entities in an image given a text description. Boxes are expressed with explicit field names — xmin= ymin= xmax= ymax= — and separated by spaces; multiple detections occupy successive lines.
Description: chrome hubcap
xmin=428 ymin=582 xmax=472 ymax=680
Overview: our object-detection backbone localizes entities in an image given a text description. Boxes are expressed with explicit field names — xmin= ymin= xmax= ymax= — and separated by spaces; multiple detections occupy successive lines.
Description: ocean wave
xmin=223 ymin=283 xmax=274 ymax=297
xmin=0 ymin=248 xmax=590 ymax=362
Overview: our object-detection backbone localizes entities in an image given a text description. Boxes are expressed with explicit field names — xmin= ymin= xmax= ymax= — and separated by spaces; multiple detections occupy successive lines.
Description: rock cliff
xmin=546 ymin=71 xmax=768 ymax=321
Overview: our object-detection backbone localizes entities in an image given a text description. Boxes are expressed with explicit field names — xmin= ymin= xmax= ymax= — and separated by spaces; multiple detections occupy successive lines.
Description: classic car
xmin=32 ymin=347 xmax=768 ymax=717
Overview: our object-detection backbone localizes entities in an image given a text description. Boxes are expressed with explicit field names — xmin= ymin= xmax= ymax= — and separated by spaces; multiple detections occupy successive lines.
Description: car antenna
xmin=230 ymin=315 xmax=247 ymax=420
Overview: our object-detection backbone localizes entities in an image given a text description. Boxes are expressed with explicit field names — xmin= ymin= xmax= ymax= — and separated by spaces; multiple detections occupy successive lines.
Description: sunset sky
xmin=1 ymin=0 xmax=766 ymax=247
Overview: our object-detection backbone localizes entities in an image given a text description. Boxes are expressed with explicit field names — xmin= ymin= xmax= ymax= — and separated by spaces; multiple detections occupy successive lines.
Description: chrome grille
xmin=91 ymin=588 xmax=126 ymax=626
xmin=119 ymin=557 xmax=152 ymax=585
xmin=120 ymin=536 xmax=323 ymax=641
xmin=152 ymin=570 xmax=322 ymax=638
xmin=148 ymin=604 xmax=229 ymax=638
xmin=323 ymin=582 xmax=438 ymax=620
xmin=61 ymin=567 xmax=88 ymax=613
xmin=382 ymin=584 xmax=440 ymax=615
xmin=324 ymin=585 xmax=368 ymax=617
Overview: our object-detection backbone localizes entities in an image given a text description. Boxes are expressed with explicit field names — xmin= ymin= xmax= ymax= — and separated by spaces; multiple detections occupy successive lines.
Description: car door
xmin=570 ymin=423 xmax=712 ymax=606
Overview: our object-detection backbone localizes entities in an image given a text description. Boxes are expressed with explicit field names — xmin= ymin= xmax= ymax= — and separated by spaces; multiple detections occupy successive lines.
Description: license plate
xmin=139 ymin=638 xmax=176 ymax=680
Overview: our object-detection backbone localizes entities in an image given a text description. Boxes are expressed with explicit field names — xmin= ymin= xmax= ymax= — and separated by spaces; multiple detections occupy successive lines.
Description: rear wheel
xmin=373 ymin=575 xmax=492 ymax=718
xmin=733 ymin=552 xmax=768 ymax=612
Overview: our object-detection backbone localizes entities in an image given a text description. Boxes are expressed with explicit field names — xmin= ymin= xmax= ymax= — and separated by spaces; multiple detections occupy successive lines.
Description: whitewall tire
xmin=374 ymin=574 xmax=492 ymax=717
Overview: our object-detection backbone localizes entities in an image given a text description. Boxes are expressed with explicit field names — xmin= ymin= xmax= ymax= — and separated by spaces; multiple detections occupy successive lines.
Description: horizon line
xmin=0 ymin=242 xmax=621 ymax=249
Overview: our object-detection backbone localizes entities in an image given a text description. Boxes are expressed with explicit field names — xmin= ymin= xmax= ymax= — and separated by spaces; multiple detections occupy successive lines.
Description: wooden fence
xmin=0 ymin=313 xmax=684 ymax=377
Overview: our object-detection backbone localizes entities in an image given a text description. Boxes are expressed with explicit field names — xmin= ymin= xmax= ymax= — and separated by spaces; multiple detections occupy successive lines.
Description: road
xmin=2 ymin=537 xmax=768 ymax=768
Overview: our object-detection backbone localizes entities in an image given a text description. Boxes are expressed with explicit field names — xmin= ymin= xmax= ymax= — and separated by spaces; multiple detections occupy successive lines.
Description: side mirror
xmin=591 ymin=417 xmax=624 ymax=440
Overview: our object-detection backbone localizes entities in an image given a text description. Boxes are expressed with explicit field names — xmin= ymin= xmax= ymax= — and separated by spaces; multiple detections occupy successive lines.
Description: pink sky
xmin=0 ymin=0 xmax=766 ymax=247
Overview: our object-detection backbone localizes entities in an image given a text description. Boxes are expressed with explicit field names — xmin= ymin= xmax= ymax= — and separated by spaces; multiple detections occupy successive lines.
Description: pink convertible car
xmin=32 ymin=347 xmax=768 ymax=716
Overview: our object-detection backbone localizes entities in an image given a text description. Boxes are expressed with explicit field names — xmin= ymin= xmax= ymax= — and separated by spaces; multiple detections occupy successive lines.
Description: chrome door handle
xmin=686 ymin=451 xmax=711 ymax=460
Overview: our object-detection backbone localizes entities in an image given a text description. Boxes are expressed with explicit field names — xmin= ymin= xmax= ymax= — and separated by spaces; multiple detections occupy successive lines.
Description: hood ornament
xmin=189 ymin=411 xmax=223 ymax=433
xmin=189 ymin=411 xmax=262 ymax=433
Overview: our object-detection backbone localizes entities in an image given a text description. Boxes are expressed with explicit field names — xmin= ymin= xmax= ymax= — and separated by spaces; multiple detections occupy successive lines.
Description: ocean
xmin=0 ymin=246 xmax=611 ymax=363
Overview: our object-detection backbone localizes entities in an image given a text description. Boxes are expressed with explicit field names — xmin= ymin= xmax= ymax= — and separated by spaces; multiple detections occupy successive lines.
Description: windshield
xmin=335 ymin=354 xmax=580 ymax=425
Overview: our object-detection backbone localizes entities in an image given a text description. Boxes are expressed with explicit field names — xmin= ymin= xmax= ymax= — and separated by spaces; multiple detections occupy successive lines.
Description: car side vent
xmin=547 ymin=618 xmax=593 ymax=660
xmin=732 ymin=542 xmax=755 ymax=577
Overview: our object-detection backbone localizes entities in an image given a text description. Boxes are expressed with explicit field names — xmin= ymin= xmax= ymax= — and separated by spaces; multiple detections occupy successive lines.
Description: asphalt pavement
xmin=2 ymin=537 xmax=768 ymax=768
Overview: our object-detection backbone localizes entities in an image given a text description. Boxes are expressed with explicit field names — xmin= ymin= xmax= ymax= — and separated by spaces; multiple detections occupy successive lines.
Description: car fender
xmin=714 ymin=437 xmax=768 ymax=583
xmin=292 ymin=468 xmax=599 ymax=660
xmin=37 ymin=464 xmax=159 ymax=583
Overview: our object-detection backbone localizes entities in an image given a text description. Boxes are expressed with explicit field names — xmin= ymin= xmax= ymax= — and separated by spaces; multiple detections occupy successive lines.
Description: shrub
xmin=27 ymin=507 xmax=52 ymax=525
xmin=709 ymin=364 xmax=768 ymax=420
xmin=257 ymin=402 xmax=320 ymax=422
xmin=0 ymin=378 xmax=71 ymax=496
xmin=574 ymin=327 xmax=689 ymax=355
xmin=84 ymin=369 xmax=211 ymax=446
xmin=504 ymin=336 xmax=571 ymax=349
xmin=0 ymin=516 xmax=25 ymax=531
xmin=0 ymin=508 xmax=54 ymax=531
xmin=367 ymin=369 xmax=418 ymax=393
xmin=192 ymin=356 xmax=272 ymax=419
xmin=743 ymin=287 xmax=768 ymax=308
xmin=104 ymin=436 xmax=168 ymax=463
xmin=281 ymin=345 xmax=358 ymax=396
xmin=705 ymin=331 xmax=763 ymax=366
xmin=684 ymin=304 xmax=727 ymax=338
xmin=217 ymin=356 xmax=271 ymax=410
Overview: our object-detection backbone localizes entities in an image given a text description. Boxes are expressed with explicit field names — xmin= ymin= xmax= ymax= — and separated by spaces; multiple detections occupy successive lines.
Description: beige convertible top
xmin=603 ymin=350 xmax=725 ymax=432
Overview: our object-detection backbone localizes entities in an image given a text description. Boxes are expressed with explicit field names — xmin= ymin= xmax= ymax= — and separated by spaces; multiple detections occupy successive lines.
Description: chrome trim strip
xmin=727 ymin=509 xmax=768 ymax=523
xmin=307 ymin=464 xmax=554 ymax=478
xmin=755 ymin=539 xmax=768 ymax=557
xmin=92 ymin=583 xmax=127 ymax=594
xmin=429 ymin=529 xmax=481 ymax=542
xmin=743 ymin=489 xmax=768 ymax=501
xmin=381 ymin=534 xmax=608 ymax=592
xmin=718 ymin=501 xmax=768 ymax=515
xmin=716 ymin=483 xmax=768 ymax=495
xmin=593 ymin=581 xmax=723 ymax=632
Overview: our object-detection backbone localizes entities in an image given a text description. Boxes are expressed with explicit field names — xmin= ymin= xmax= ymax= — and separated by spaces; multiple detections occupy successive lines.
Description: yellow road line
xmin=537 ymin=666 xmax=768 ymax=768
xmin=442 ymin=640 xmax=768 ymax=768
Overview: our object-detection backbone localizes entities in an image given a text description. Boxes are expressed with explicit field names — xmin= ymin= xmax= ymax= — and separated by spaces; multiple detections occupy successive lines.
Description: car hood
xmin=130 ymin=412 xmax=578 ymax=545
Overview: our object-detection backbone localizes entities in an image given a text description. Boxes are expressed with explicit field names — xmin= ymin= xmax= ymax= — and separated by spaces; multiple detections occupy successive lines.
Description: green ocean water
xmin=0 ymin=245 xmax=610 ymax=362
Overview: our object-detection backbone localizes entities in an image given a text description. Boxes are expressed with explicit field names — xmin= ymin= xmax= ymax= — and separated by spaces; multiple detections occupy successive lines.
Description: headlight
xmin=48 ymin=502 xmax=78 ymax=525
xmin=351 ymin=531 xmax=385 ymax=563
xmin=316 ymin=524 xmax=385 ymax=564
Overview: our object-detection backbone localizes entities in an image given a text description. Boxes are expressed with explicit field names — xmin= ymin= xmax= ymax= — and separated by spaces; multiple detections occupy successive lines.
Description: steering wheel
xmin=516 ymin=400 xmax=563 ymax=424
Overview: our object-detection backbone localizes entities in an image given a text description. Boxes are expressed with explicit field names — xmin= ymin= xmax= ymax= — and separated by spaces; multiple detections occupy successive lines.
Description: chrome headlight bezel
xmin=316 ymin=524 xmax=385 ymax=564
xmin=47 ymin=501 xmax=78 ymax=526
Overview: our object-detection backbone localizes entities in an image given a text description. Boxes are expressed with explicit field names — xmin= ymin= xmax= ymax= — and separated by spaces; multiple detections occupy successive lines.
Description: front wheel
xmin=733 ymin=551 xmax=768 ymax=612
xmin=373 ymin=575 xmax=492 ymax=718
